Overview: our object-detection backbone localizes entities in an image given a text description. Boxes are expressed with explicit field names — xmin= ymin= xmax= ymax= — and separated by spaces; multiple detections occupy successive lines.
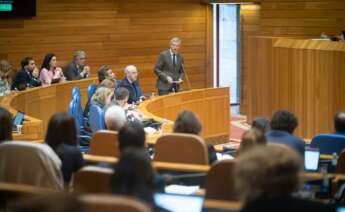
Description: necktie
xmin=173 ymin=54 xmax=176 ymax=68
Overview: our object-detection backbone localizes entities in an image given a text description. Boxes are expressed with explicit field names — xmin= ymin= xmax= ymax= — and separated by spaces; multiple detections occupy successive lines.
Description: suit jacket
xmin=266 ymin=130 xmax=305 ymax=157
xmin=11 ymin=68 xmax=41 ymax=90
xmin=64 ymin=62 xmax=87 ymax=81
xmin=118 ymin=77 xmax=143 ymax=104
xmin=154 ymin=49 xmax=184 ymax=91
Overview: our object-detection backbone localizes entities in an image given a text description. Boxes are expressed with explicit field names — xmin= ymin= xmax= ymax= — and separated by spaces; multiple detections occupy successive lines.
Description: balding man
xmin=334 ymin=112 xmax=345 ymax=134
xmin=104 ymin=105 xmax=127 ymax=131
xmin=117 ymin=65 xmax=143 ymax=104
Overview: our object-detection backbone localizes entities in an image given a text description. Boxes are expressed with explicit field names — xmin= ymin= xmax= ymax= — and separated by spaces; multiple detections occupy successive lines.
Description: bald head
xmin=335 ymin=112 xmax=345 ymax=133
xmin=104 ymin=105 xmax=127 ymax=131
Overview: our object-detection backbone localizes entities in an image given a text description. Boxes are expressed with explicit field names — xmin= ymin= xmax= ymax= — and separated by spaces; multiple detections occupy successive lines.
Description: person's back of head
xmin=98 ymin=78 xmax=116 ymax=89
xmin=270 ymin=110 xmax=298 ymax=134
xmin=115 ymin=87 xmax=130 ymax=101
xmin=104 ymin=105 xmax=127 ymax=131
xmin=237 ymin=129 xmax=267 ymax=156
xmin=252 ymin=117 xmax=270 ymax=134
xmin=45 ymin=112 xmax=77 ymax=153
xmin=334 ymin=112 xmax=345 ymax=133
xmin=111 ymin=148 xmax=154 ymax=205
xmin=235 ymin=144 xmax=302 ymax=205
xmin=91 ymin=87 xmax=113 ymax=107
xmin=0 ymin=106 xmax=13 ymax=142
xmin=173 ymin=110 xmax=202 ymax=135
xmin=118 ymin=121 xmax=146 ymax=153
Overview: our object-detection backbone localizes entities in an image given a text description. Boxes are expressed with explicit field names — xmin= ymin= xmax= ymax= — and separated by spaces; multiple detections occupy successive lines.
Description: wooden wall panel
xmin=0 ymin=0 xmax=208 ymax=93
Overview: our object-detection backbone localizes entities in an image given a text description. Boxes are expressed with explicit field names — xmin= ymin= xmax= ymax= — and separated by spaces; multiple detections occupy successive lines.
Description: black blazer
xmin=118 ymin=77 xmax=143 ymax=104
xmin=64 ymin=62 xmax=87 ymax=81
xmin=11 ymin=68 xmax=41 ymax=90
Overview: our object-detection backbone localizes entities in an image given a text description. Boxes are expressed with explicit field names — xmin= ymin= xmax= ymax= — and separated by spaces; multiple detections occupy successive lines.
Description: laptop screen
xmin=154 ymin=193 xmax=204 ymax=212
xmin=304 ymin=148 xmax=320 ymax=171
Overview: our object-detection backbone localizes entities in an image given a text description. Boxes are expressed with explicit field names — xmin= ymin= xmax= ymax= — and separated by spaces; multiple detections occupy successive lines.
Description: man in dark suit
xmin=265 ymin=110 xmax=305 ymax=158
xmin=11 ymin=57 xmax=41 ymax=90
xmin=154 ymin=37 xmax=185 ymax=95
xmin=64 ymin=50 xmax=90 ymax=81
xmin=118 ymin=65 xmax=143 ymax=104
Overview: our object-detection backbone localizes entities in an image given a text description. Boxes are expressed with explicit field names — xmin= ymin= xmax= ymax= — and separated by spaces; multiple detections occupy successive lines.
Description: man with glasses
xmin=12 ymin=57 xmax=41 ymax=91
xmin=64 ymin=50 xmax=90 ymax=81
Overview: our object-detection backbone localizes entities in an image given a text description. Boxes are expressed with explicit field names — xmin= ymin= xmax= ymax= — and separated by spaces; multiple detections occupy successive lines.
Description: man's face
xmin=26 ymin=60 xmax=36 ymax=71
xmin=127 ymin=69 xmax=138 ymax=82
xmin=76 ymin=56 xmax=86 ymax=66
xmin=170 ymin=41 xmax=181 ymax=54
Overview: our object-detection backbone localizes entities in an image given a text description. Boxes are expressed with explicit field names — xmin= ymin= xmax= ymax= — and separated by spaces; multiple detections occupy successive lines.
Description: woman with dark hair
xmin=45 ymin=112 xmax=84 ymax=186
xmin=0 ymin=106 xmax=13 ymax=142
xmin=111 ymin=148 xmax=156 ymax=207
xmin=173 ymin=110 xmax=217 ymax=164
xmin=39 ymin=53 xmax=65 ymax=85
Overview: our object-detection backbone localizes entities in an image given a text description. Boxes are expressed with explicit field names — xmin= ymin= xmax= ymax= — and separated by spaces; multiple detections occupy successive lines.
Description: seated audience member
xmin=39 ymin=53 xmax=65 ymax=85
xmin=64 ymin=50 xmax=90 ymax=81
xmin=251 ymin=117 xmax=270 ymax=134
xmin=118 ymin=121 xmax=146 ymax=153
xmin=0 ymin=106 xmax=13 ymax=143
xmin=98 ymin=78 xmax=116 ymax=89
xmin=45 ymin=112 xmax=84 ymax=185
xmin=0 ymin=59 xmax=12 ymax=96
xmin=173 ymin=110 xmax=217 ymax=164
xmin=334 ymin=112 xmax=345 ymax=134
xmin=12 ymin=57 xmax=41 ymax=90
xmin=90 ymin=87 xmax=113 ymax=108
xmin=235 ymin=144 xmax=334 ymax=212
xmin=104 ymin=105 xmax=127 ymax=131
xmin=266 ymin=110 xmax=305 ymax=157
xmin=114 ymin=87 xmax=130 ymax=109
xmin=111 ymin=148 xmax=161 ymax=210
xmin=97 ymin=65 xmax=116 ymax=84
xmin=237 ymin=128 xmax=267 ymax=156
xmin=118 ymin=65 xmax=144 ymax=104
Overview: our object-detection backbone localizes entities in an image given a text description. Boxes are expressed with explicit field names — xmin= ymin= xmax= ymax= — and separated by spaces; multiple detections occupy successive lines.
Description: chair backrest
xmin=89 ymin=104 xmax=105 ymax=133
xmin=310 ymin=134 xmax=345 ymax=155
xmin=205 ymin=159 xmax=237 ymax=201
xmin=89 ymin=130 xmax=119 ymax=157
xmin=153 ymin=133 xmax=209 ymax=165
xmin=68 ymin=97 xmax=84 ymax=131
xmin=0 ymin=142 xmax=63 ymax=190
xmin=87 ymin=84 xmax=97 ymax=100
xmin=336 ymin=150 xmax=345 ymax=174
xmin=79 ymin=194 xmax=152 ymax=212
xmin=72 ymin=86 xmax=81 ymax=101
xmin=73 ymin=166 xmax=113 ymax=194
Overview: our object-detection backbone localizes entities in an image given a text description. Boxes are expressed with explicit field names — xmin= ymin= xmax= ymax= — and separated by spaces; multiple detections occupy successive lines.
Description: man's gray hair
xmin=104 ymin=105 xmax=127 ymax=131
xmin=124 ymin=65 xmax=137 ymax=74
xmin=170 ymin=37 xmax=181 ymax=44
xmin=73 ymin=50 xmax=86 ymax=60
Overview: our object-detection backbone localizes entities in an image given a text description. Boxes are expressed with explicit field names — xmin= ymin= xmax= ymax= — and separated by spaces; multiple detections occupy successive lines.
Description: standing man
xmin=64 ymin=50 xmax=90 ymax=81
xmin=11 ymin=57 xmax=41 ymax=90
xmin=154 ymin=37 xmax=185 ymax=95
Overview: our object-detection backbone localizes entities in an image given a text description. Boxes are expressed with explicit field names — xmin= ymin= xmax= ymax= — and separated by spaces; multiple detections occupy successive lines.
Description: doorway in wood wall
xmin=213 ymin=4 xmax=240 ymax=106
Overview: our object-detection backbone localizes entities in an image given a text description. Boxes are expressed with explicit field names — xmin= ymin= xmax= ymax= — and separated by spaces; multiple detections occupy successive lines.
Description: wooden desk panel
xmin=139 ymin=87 xmax=230 ymax=144
xmin=0 ymin=78 xmax=98 ymax=141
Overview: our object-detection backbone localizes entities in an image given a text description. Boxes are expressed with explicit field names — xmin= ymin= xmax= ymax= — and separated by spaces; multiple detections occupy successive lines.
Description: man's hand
xmin=166 ymin=76 xmax=173 ymax=84
xmin=82 ymin=66 xmax=90 ymax=77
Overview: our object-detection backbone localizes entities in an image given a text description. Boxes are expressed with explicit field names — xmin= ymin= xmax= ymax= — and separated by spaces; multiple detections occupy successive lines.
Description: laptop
xmin=304 ymin=147 xmax=320 ymax=172
xmin=154 ymin=193 xmax=204 ymax=212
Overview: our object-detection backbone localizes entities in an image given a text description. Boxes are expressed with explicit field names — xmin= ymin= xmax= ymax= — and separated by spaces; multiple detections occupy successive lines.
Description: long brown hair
xmin=0 ymin=107 xmax=13 ymax=142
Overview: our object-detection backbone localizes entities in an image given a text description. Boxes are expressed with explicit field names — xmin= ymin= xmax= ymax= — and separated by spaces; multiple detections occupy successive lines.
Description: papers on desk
xmin=165 ymin=185 xmax=200 ymax=195
xmin=216 ymin=153 xmax=234 ymax=160
xmin=144 ymin=127 xmax=158 ymax=134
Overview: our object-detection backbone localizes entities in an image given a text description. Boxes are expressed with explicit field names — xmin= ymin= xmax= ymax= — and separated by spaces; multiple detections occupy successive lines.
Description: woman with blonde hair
xmin=91 ymin=87 xmax=113 ymax=108
xmin=0 ymin=59 xmax=12 ymax=96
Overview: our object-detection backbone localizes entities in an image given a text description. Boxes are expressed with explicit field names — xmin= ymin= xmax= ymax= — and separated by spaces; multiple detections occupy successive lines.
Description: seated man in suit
xmin=265 ymin=110 xmax=305 ymax=158
xmin=154 ymin=37 xmax=185 ymax=96
xmin=64 ymin=50 xmax=90 ymax=81
xmin=11 ymin=57 xmax=41 ymax=90
xmin=334 ymin=112 xmax=345 ymax=135
xmin=117 ymin=65 xmax=143 ymax=104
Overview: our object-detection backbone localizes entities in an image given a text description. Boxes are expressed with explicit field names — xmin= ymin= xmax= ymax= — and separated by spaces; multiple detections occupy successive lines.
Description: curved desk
xmin=0 ymin=78 xmax=98 ymax=141
xmin=139 ymin=87 xmax=230 ymax=145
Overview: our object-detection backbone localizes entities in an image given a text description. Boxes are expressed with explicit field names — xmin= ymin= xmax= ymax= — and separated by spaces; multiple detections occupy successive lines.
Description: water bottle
xmin=332 ymin=152 xmax=338 ymax=167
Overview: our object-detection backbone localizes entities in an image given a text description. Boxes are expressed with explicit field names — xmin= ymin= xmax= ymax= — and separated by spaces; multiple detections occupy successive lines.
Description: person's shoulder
xmin=160 ymin=49 xmax=170 ymax=56
xmin=65 ymin=62 xmax=75 ymax=71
